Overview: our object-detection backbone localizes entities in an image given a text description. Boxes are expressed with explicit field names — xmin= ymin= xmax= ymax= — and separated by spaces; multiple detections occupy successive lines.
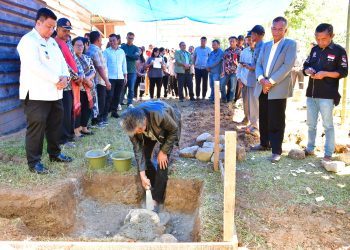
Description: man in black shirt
xmin=303 ymin=23 xmax=348 ymax=161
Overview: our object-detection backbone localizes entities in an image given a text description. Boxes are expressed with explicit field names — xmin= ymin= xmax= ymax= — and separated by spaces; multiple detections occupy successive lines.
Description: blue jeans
xmin=209 ymin=72 xmax=220 ymax=101
xmin=306 ymin=97 xmax=335 ymax=157
xmin=220 ymin=73 xmax=237 ymax=102
xmin=126 ymin=73 xmax=137 ymax=105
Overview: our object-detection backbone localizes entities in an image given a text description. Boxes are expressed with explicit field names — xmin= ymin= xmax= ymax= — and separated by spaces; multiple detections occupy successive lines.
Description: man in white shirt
xmin=17 ymin=8 xmax=72 ymax=174
xmin=104 ymin=34 xmax=127 ymax=118
xmin=252 ymin=16 xmax=297 ymax=163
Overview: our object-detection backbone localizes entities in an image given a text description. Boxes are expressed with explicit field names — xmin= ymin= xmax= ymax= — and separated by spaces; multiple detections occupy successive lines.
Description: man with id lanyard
xmin=17 ymin=8 xmax=72 ymax=174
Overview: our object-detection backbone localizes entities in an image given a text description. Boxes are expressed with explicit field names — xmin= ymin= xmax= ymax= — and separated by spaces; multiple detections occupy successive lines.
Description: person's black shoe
xmin=179 ymin=99 xmax=184 ymax=102
xmin=111 ymin=112 xmax=120 ymax=119
xmin=29 ymin=162 xmax=49 ymax=174
xmin=190 ymin=97 xmax=195 ymax=101
xmin=49 ymin=153 xmax=73 ymax=163
xmin=250 ymin=144 xmax=270 ymax=151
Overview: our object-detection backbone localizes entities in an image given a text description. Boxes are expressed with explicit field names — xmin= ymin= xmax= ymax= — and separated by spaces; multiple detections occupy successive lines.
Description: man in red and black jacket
xmin=303 ymin=23 xmax=348 ymax=161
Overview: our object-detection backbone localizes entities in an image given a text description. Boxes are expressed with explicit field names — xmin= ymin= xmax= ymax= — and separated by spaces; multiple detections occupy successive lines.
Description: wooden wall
xmin=0 ymin=0 xmax=92 ymax=136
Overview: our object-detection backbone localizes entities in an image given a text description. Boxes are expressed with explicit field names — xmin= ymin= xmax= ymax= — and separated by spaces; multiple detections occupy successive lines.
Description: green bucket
xmin=110 ymin=151 xmax=133 ymax=172
xmin=85 ymin=150 xmax=107 ymax=169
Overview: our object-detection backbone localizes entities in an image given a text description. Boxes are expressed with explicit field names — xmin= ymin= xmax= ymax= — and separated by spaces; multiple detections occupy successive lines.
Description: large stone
xmin=236 ymin=145 xmax=246 ymax=162
xmin=158 ymin=212 xmax=171 ymax=226
xmin=211 ymin=151 xmax=225 ymax=163
xmin=202 ymin=142 xmax=224 ymax=151
xmin=154 ymin=234 xmax=178 ymax=243
xmin=207 ymin=135 xmax=225 ymax=144
xmin=124 ymin=209 xmax=160 ymax=225
xmin=179 ymin=146 xmax=199 ymax=158
xmin=196 ymin=133 xmax=213 ymax=144
xmin=288 ymin=149 xmax=306 ymax=160
xmin=321 ymin=161 xmax=346 ymax=173
xmin=195 ymin=147 xmax=214 ymax=162
xmin=338 ymin=152 xmax=350 ymax=165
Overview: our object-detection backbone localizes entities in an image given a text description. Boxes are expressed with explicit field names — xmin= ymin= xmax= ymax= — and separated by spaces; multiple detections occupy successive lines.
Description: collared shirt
xmin=103 ymin=47 xmax=127 ymax=79
xmin=194 ymin=46 xmax=211 ymax=69
xmin=237 ymin=47 xmax=254 ymax=86
xmin=223 ymin=47 xmax=241 ymax=75
xmin=206 ymin=48 xmax=224 ymax=74
xmin=303 ymin=41 xmax=348 ymax=100
xmin=17 ymin=28 xmax=69 ymax=101
xmin=86 ymin=44 xmax=107 ymax=86
xmin=121 ymin=43 xmax=139 ymax=73
xmin=183 ymin=51 xmax=190 ymax=64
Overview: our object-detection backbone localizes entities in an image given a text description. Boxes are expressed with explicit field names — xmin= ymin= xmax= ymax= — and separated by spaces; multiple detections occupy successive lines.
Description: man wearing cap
xmin=252 ymin=16 xmax=297 ymax=163
xmin=55 ymin=17 xmax=85 ymax=146
xmin=237 ymin=31 xmax=258 ymax=135
xmin=17 ymin=8 xmax=72 ymax=174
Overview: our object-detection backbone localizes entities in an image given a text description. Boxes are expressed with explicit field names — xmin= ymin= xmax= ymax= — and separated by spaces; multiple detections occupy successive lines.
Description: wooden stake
xmin=213 ymin=81 xmax=220 ymax=172
xmin=223 ymin=131 xmax=236 ymax=242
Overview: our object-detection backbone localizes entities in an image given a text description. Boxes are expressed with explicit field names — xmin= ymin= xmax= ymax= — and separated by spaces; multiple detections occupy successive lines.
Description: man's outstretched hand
xmin=157 ymin=151 xmax=168 ymax=169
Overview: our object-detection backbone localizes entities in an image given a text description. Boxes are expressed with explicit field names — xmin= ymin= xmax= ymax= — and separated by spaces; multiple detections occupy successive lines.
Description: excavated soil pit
xmin=0 ymin=174 xmax=204 ymax=242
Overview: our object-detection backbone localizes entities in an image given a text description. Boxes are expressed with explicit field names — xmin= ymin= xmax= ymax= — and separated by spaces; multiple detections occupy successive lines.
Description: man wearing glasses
xmin=121 ymin=32 xmax=140 ymax=108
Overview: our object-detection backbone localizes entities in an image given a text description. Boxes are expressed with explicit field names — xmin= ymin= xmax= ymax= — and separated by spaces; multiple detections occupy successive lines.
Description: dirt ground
xmin=175 ymin=96 xmax=350 ymax=249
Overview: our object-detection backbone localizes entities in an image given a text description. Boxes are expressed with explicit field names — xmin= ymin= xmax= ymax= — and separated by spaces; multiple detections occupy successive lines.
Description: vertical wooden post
xmin=213 ymin=81 xmax=220 ymax=171
xmin=223 ymin=131 xmax=236 ymax=242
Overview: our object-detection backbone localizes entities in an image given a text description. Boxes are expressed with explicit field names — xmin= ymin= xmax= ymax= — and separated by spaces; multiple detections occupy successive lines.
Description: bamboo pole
xmin=213 ymin=81 xmax=220 ymax=172
xmin=223 ymin=131 xmax=236 ymax=242
xmin=341 ymin=1 xmax=350 ymax=124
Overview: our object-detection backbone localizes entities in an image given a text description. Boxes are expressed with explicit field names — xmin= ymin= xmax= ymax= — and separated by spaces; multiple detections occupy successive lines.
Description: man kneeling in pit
xmin=120 ymin=101 xmax=181 ymax=212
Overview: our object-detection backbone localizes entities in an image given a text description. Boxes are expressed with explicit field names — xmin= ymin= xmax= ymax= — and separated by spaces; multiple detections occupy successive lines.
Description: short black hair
xmin=72 ymin=36 xmax=84 ymax=46
xmin=89 ymin=31 xmax=101 ymax=44
xmin=315 ymin=23 xmax=333 ymax=35
xmin=109 ymin=33 xmax=121 ymax=40
xmin=179 ymin=41 xmax=185 ymax=46
xmin=200 ymin=36 xmax=207 ymax=40
xmin=159 ymin=47 xmax=165 ymax=53
xmin=212 ymin=39 xmax=220 ymax=45
xmin=273 ymin=16 xmax=288 ymax=26
xmin=127 ymin=32 xmax=135 ymax=36
xmin=35 ymin=8 xmax=57 ymax=22
xmin=228 ymin=36 xmax=237 ymax=41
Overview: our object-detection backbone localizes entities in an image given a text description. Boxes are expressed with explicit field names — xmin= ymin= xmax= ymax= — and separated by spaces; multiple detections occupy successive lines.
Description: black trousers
xmin=162 ymin=75 xmax=169 ymax=98
xmin=97 ymin=84 xmax=107 ymax=122
xmin=23 ymin=96 xmax=63 ymax=167
xmin=169 ymin=75 xmax=178 ymax=97
xmin=75 ymin=91 xmax=91 ymax=129
xmin=61 ymin=90 xmax=74 ymax=144
xmin=177 ymin=72 xmax=194 ymax=100
xmin=259 ymin=92 xmax=287 ymax=155
xmin=107 ymin=79 xmax=124 ymax=113
xmin=143 ymin=136 xmax=169 ymax=203
xmin=134 ymin=76 xmax=145 ymax=98
xmin=233 ymin=80 xmax=242 ymax=102
xmin=195 ymin=68 xmax=208 ymax=98
xmin=149 ymin=77 xmax=162 ymax=99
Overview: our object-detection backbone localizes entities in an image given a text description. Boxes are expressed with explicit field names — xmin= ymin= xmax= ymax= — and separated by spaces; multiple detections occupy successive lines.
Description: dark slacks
xmin=259 ymin=92 xmax=287 ymax=155
xmin=143 ymin=136 xmax=169 ymax=203
xmin=97 ymin=84 xmax=107 ymax=122
xmin=134 ymin=76 xmax=145 ymax=98
xmin=169 ymin=75 xmax=178 ymax=97
xmin=177 ymin=72 xmax=194 ymax=100
xmin=107 ymin=79 xmax=124 ymax=113
xmin=74 ymin=91 xmax=91 ymax=129
xmin=195 ymin=68 xmax=208 ymax=98
xmin=61 ymin=90 xmax=74 ymax=144
xmin=149 ymin=77 xmax=162 ymax=99
xmin=162 ymin=75 xmax=169 ymax=98
xmin=23 ymin=96 xmax=63 ymax=167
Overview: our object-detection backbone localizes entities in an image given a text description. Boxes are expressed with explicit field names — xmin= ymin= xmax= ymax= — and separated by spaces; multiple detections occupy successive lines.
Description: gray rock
xmin=196 ymin=133 xmax=213 ymax=144
xmin=202 ymin=142 xmax=224 ymax=151
xmin=288 ymin=149 xmax=306 ymax=160
xmin=154 ymin=234 xmax=178 ymax=243
xmin=211 ymin=152 xmax=225 ymax=163
xmin=158 ymin=212 xmax=171 ymax=226
xmin=321 ymin=160 xmax=345 ymax=173
xmin=338 ymin=152 xmax=350 ymax=165
xmin=179 ymin=146 xmax=199 ymax=158
xmin=236 ymin=145 xmax=246 ymax=162
xmin=206 ymin=135 xmax=225 ymax=144
xmin=195 ymin=147 xmax=214 ymax=162
xmin=124 ymin=209 xmax=160 ymax=225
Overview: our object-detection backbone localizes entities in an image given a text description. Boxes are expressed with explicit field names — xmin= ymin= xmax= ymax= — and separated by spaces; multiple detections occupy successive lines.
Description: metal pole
xmin=341 ymin=0 xmax=350 ymax=124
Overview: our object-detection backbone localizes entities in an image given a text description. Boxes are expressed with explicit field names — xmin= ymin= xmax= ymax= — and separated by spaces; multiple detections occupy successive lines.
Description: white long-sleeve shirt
xmin=103 ymin=47 xmax=127 ymax=79
xmin=17 ymin=28 xmax=69 ymax=101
